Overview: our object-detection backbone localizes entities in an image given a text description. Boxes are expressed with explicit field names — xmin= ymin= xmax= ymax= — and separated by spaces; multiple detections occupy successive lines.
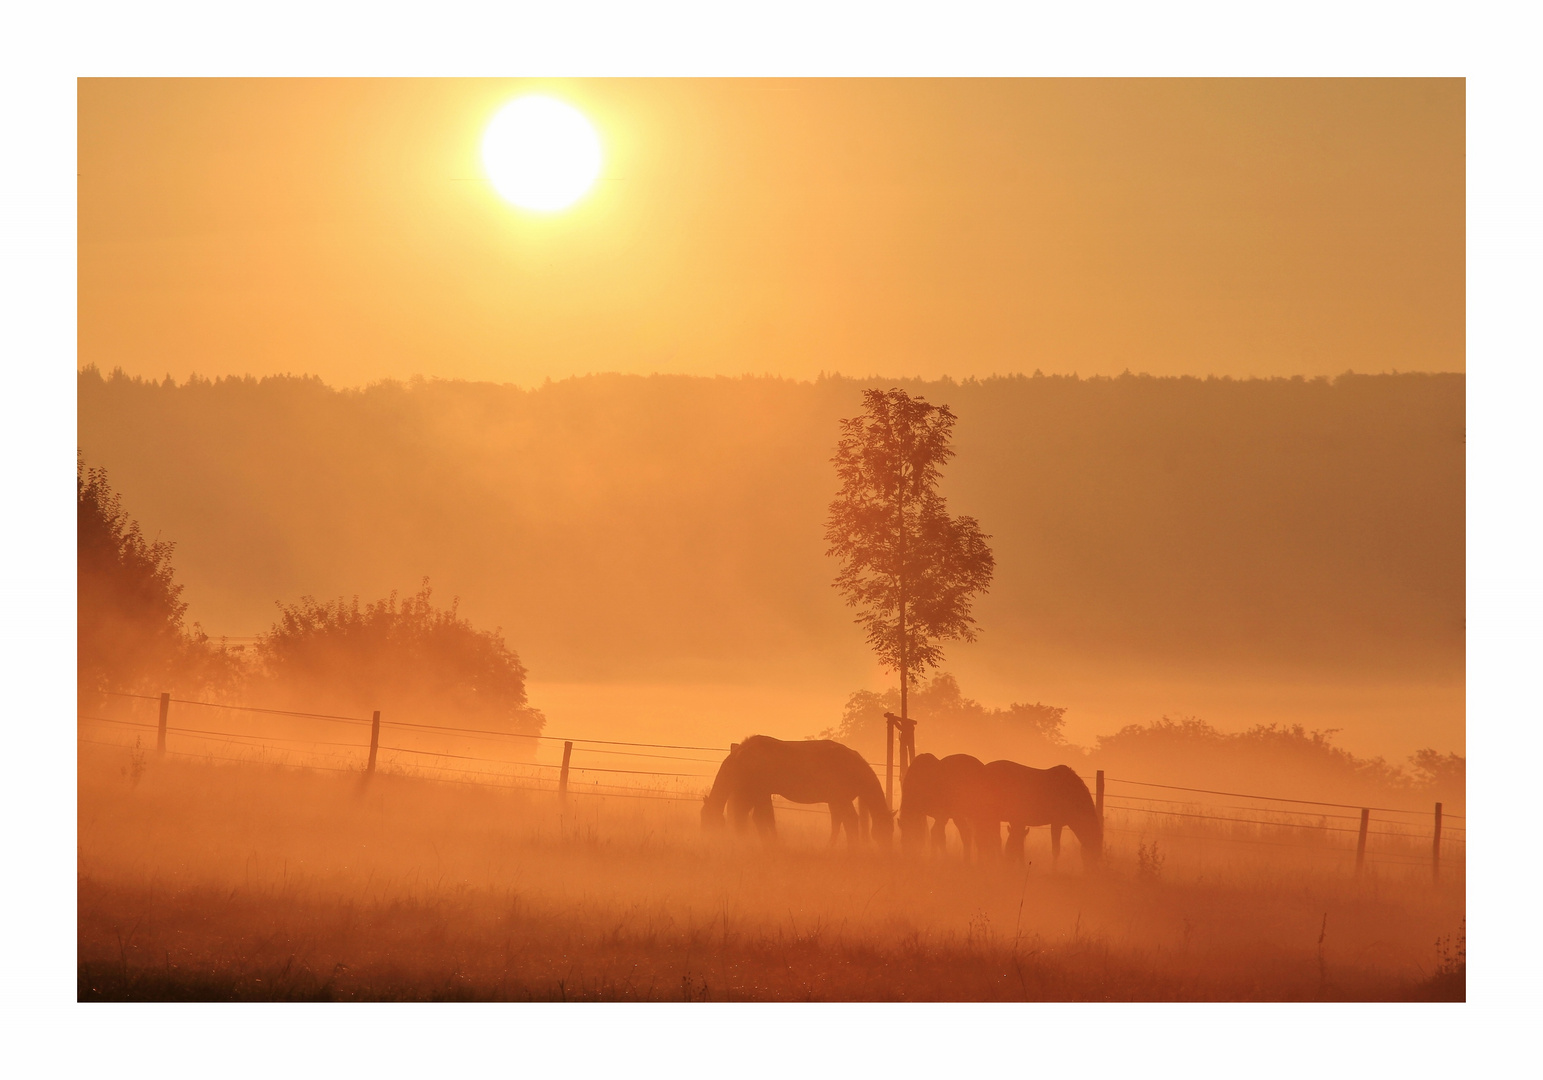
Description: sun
xmin=481 ymin=96 xmax=603 ymax=212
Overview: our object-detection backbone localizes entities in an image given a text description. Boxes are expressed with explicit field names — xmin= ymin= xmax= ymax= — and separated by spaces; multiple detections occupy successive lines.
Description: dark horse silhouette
xmin=897 ymin=752 xmax=996 ymax=858
xmin=701 ymin=735 xmax=892 ymax=848
xmin=980 ymin=760 xmax=1103 ymax=870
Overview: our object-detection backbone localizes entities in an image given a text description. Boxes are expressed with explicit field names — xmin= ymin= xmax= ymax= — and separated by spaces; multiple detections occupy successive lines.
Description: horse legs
xmin=1005 ymin=824 xmax=1027 ymax=863
xmin=957 ymin=818 xmax=977 ymax=860
xmin=829 ymin=800 xmax=859 ymax=848
xmin=1051 ymin=823 xmax=1063 ymax=871
xmin=931 ymin=818 xmax=949 ymax=855
xmin=728 ymin=794 xmax=753 ymax=835
xmin=752 ymin=794 xmax=776 ymax=841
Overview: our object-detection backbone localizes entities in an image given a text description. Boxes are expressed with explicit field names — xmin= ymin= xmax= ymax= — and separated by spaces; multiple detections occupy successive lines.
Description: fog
xmin=77 ymin=366 xmax=1463 ymax=1000
xmin=78 ymin=366 xmax=1463 ymax=762
xmin=78 ymin=742 xmax=1463 ymax=1002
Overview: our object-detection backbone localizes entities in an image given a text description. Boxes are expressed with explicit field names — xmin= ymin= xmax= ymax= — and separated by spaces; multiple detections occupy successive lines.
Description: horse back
xmin=983 ymin=759 xmax=1094 ymax=826
xmin=731 ymin=734 xmax=880 ymax=804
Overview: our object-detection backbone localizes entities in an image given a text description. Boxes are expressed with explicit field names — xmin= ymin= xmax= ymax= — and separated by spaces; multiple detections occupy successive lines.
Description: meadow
xmin=77 ymin=740 xmax=1464 ymax=1002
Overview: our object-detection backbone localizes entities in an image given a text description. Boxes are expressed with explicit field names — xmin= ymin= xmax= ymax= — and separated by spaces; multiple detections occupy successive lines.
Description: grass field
xmin=77 ymin=742 xmax=1464 ymax=1002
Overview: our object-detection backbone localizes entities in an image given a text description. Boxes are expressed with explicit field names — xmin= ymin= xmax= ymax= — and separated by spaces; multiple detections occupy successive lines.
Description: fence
xmin=78 ymin=690 xmax=1464 ymax=878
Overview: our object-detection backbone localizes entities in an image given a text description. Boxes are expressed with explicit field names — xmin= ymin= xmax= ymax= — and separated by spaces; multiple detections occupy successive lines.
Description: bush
xmin=253 ymin=580 xmax=544 ymax=736
xmin=1090 ymin=715 xmax=1462 ymax=808
xmin=818 ymin=672 xmax=1068 ymax=765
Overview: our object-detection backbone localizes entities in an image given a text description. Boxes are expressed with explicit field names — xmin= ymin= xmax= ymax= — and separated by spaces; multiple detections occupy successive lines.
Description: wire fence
xmin=79 ymin=689 xmax=1464 ymax=866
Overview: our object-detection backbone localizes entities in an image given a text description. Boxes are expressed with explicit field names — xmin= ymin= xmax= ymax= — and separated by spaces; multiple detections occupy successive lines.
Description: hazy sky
xmin=79 ymin=78 xmax=1464 ymax=388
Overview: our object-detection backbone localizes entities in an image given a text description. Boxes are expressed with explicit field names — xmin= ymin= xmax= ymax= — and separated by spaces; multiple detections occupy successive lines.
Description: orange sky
xmin=79 ymin=78 xmax=1464 ymax=388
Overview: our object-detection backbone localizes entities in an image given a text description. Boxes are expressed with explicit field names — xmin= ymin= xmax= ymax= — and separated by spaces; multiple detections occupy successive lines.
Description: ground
xmin=77 ymin=745 xmax=1464 ymax=1002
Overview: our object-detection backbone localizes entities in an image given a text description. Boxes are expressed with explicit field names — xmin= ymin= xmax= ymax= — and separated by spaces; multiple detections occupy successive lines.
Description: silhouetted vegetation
xmin=826 ymin=388 xmax=995 ymax=716
xmin=1087 ymin=714 xmax=1464 ymax=807
xmin=77 ymin=456 xmax=234 ymax=695
xmin=1408 ymin=748 xmax=1467 ymax=804
xmin=252 ymin=580 xmax=544 ymax=735
xmin=819 ymin=675 xmax=1463 ymax=808
xmin=820 ymin=672 xmax=1066 ymax=765
xmin=77 ymin=367 xmax=1464 ymax=683
xmin=77 ymin=451 xmax=543 ymax=734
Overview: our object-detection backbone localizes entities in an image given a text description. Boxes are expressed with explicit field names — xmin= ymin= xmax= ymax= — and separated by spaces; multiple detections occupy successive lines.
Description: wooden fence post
xmin=884 ymin=715 xmax=896 ymax=812
xmin=157 ymin=692 xmax=169 ymax=756
xmin=898 ymin=717 xmax=916 ymax=778
xmin=1355 ymin=808 xmax=1369 ymax=877
xmin=559 ymin=741 xmax=573 ymax=802
xmin=1095 ymin=770 xmax=1105 ymax=830
xmin=1432 ymin=802 xmax=1443 ymax=883
xmin=366 ymin=710 xmax=380 ymax=775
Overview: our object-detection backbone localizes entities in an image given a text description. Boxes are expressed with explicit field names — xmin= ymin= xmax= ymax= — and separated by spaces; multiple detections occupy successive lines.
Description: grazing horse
xmin=980 ymin=760 xmax=1103 ymax=870
xmin=701 ymin=735 xmax=892 ymax=848
xmin=897 ymin=752 xmax=997 ymax=858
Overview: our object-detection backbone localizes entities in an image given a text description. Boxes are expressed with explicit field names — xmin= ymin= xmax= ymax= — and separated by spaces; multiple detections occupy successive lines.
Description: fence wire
xmin=81 ymin=694 xmax=1462 ymax=862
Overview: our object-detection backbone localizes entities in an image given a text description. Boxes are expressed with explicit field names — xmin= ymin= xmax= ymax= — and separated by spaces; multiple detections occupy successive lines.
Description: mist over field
xmin=72 ymin=76 xmax=1471 ymax=1010
xmin=78 ymin=366 xmax=1463 ymax=759
xmin=76 ymin=363 xmax=1466 ymax=1006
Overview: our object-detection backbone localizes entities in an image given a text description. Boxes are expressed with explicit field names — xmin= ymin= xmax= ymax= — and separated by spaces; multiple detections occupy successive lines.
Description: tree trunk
xmin=897 ymin=457 xmax=908 ymax=724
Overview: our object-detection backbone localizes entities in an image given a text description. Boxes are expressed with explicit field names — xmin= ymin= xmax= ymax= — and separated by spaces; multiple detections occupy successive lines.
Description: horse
xmin=980 ymin=760 xmax=1103 ymax=870
xmin=700 ymin=735 xmax=892 ymax=848
xmin=897 ymin=752 xmax=998 ymax=859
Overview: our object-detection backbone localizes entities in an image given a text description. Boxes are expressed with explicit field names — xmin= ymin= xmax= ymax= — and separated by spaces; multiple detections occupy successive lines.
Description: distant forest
xmin=77 ymin=367 xmax=1463 ymax=686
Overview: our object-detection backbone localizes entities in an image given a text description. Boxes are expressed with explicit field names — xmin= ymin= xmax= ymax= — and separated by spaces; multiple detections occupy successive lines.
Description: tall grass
xmin=77 ymin=742 xmax=1464 ymax=1001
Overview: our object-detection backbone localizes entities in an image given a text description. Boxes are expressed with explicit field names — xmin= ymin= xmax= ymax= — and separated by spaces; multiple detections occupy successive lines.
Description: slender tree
xmin=825 ymin=388 xmax=995 ymax=727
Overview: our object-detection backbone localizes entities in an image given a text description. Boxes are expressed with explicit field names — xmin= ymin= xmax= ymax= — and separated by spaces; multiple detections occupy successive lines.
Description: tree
xmin=1409 ymin=748 xmax=1465 ymax=802
xmin=824 ymin=388 xmax=995 ymax=725
xmin=78 ymin=456 xmax=196 ymax=694
xmin=817 ymin=672 xmax=1065 ymax=762
xmin=254 ymin=580 xmax=545 ymax=736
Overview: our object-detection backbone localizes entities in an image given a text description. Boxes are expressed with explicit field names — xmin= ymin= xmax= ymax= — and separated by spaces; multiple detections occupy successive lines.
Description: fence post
xmin=366 ymin=710 xmax=380 ymax=775
xmin=898 ymin=717 xmax=916 ymax=778
xmin=1355 ymin=808 xmax=1369 ymax=877
xmin=884 ymin=715 xmax=896 ymax=812
xmin=1095 ymin=770 xmax=1105 ymax=830
xmin=559 ymin=741 xmax=573 ymax=802
xmin=157 ymin=693 xmax=170 ymax=756
xmin=1432 ymin=802 xmax=1442 ymax=883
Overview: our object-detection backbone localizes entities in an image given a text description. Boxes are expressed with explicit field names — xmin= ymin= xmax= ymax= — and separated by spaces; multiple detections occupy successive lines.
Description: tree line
xmin=78 ymin=374 xmax=1463 ymax=806
xmin=818 ymin=671 xmax=1463 ymax=807
xmin=77 ymin=366 xmax=1464 ymax=685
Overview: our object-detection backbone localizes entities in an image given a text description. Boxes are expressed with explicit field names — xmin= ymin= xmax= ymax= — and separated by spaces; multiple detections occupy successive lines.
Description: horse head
xmin=871 ymin=805 xmax=896 ymax=846
xmin=897 ymin=753 xmax=940 ymax=853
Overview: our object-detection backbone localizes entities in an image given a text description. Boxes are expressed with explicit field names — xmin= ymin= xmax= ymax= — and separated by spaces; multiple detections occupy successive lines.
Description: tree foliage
xmin=819 ymin=672 xmax=1066 ymax=763
xmin=77 ymin=457 xmax=206 ymax=693
xmin=1091 ymin=715 xmax=1464 ymax=806
xmin=81 ymin=367 xmax=1463 ymax=681
xmin=825 ymin=389 xmax=995 ymax=705
xmin=1408 ymin=748 xmax=1466 ymax=802
xmin=254 ymin=580 xmax=544 ymax=735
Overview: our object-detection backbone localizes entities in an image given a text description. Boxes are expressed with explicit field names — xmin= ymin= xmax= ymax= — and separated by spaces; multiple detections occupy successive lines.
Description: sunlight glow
xmin=481 ymin=96 xmax=602 ymax=212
